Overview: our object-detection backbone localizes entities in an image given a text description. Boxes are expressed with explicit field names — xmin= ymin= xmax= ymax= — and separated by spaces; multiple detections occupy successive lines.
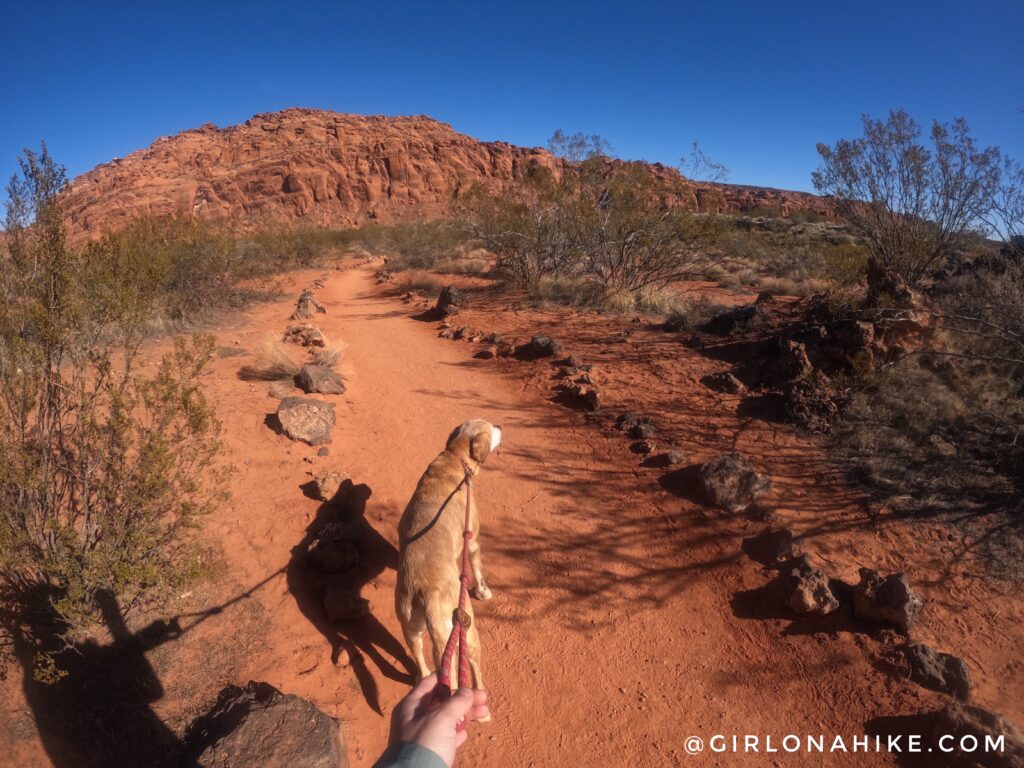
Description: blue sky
xmin=2 ymin=1 xmax=1021 ymax=194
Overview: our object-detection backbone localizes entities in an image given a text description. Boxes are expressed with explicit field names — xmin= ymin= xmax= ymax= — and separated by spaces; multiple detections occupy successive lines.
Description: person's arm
xmin=373 ymin=741 xmax=448 ymax=768
xmin=373 ymin=673 xmax=490 ymax=768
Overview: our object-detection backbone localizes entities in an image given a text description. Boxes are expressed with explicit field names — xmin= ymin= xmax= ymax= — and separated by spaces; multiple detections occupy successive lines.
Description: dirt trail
xmin=8 ymin=260 xmax=1013 ymax=767
xmin=195 ymin=262 xmax=937 ymax=768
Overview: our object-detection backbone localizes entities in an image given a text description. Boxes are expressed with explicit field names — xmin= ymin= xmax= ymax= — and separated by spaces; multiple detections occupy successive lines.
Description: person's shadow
xmin=288 ymin=479 xmax=416 ymax=714
xmin=11 ymin=586 xmax=183 ymax=768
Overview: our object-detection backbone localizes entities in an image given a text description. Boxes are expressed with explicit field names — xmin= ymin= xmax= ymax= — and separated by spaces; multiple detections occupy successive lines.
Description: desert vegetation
xmin=88 ymin=217 xmax=357 ymax=326
xmin=778 ymin=112 xmax=1024 ymax=571
xmin=383 ymin=114 xmax=1024 ymax=574
xmin=0 ymin=146 xmax=359 ymax=671
xmin=714 ymin=218 xmax=869 ymax=295
xmin=812 ymin=109 xmax=1005 ymax=289
xmin=0 ymin=147 xmax=227 ymax=668
xmin=457 ymin=137 xmax=724 ymax=311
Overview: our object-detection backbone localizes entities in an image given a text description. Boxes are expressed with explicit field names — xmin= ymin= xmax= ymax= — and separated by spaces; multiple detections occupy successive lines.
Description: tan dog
xmin=396 ymin=419 xmax=501 ymax=688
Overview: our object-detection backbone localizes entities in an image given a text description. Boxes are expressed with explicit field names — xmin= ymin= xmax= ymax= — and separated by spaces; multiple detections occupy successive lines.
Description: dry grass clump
xmin=241 ymin=337 xmax=303 ymax=381
xmin=240 ymin=336 xmax=349 ymax=385
xmin=394 ymin=270 xmax=443 ymax=296
xmin=663 ymin=299 xmax=730 ymax=331
xmin=311 ymin=339 xmax=347 ymax=369
xmin=528 ymin=276 xmax=608 ymax=308
xmin=434 ymin=256 xmax=491 ymax=275
xmin=833 ymin=359 xmax=1024 ymax=579
xmin=527 ymin=276 xmax=708 ymax=316
xmin=715 ymin=225 xmax=868 ymax=296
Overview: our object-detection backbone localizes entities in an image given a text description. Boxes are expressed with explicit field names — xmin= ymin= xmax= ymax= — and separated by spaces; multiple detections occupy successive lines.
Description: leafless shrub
xmin=680 ymin=141 xmax=730 ymax=183
xmin=462 ymin=152 xmax=722 ymax=299
xmin=547 ymin=129 xmax=613 ymax=162
xmin=813 ymin=110 xmax=1003 ymax=288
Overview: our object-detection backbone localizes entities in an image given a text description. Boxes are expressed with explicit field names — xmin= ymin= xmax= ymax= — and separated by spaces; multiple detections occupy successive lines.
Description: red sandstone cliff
xmin=62 ymin=108 xmax=833 ymax=242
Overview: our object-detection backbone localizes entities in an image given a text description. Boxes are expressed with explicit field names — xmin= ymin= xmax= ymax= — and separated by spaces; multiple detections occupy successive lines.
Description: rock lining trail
xmin=201 ymin=262 xmax=938 ymax=767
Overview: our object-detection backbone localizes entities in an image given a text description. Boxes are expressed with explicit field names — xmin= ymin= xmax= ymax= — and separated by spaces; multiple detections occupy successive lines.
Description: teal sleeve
xmin=372 ymin=742 xmax=449 ymax=768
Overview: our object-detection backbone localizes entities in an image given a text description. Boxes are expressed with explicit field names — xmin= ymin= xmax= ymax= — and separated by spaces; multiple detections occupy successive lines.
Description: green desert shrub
xmin=0 ymin=145 xmax=224 ymax=649
xmin=86 ymin=218 xmax=352 ymax=328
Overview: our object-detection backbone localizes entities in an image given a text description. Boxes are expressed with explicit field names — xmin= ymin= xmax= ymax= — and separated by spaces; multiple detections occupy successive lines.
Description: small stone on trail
xmin=616 ymin=412 xmax=640 ymax=431
xmin=853 ymin=568 xmax=923 ymax=633
xmin=787 ymin=556 xmax=839 ymax=616
xmin=513 ymin=335 xmax=564 ymax=360
xmin=746 ymin=526 xmax=800 ymax=564
xmin=629 ymin=423 xmax=657 ymax=440
xmin=276 ymin=397 xmax=336 ymax=446
xmin=697 ymin=452 xmax=772 ymax=514
xmin=269 ymin=379 xmax=295 ymax=398
xmin=283 ymin=324 xmax=327 ymax=347
xmin=435 ymin=285 xmax=468 ymax=317
xmin=562 ymin=383 xmax=600 ymax=411
xmin=313 ymin=470 xmax=351 ymax=503
xmin=702 ymin=371 xmax=746 ymax=395
xmin=642 ymin=450 xmax=687 ymax=468
xmin=295 ymin=365 xmax=346 ymax=395
xmin=290 ymin=289 xmax=326 ymax=321
xmin=904 ymin=643 xmax=971 ymax=700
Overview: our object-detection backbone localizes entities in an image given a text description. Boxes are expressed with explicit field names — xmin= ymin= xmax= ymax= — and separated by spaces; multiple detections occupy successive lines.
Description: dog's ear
xmin=469 ymin=430 xmax=492 ymax=464
xmin=446 ymin=425 xmax=463 ymax=446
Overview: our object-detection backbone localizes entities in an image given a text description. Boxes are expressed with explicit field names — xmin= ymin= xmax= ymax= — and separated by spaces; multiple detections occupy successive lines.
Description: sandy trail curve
xmin=202 ymin=263 xmax=933 ymax=768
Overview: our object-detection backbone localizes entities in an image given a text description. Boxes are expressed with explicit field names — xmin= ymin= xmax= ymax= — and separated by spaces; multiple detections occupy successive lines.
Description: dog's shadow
xmin=287 ymin=480 xmax=416 ymax=715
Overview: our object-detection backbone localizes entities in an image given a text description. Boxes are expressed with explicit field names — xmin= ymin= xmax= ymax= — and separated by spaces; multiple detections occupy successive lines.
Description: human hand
xmin=388 ymin=673 xmax=490 ymax=767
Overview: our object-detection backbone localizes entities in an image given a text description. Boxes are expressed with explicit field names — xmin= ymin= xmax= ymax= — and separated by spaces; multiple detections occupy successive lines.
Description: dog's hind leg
xmin=466 ymin=617 xmax=484 ymax=688
xmin=406 ymin=601 xmax=432 ymax=680
xmin=403 ymin=624 xmax=431 ymax=681
xmin=468 ymin=539 xmax=492 ymax=601
xmin=397 ymin=586 xmax=431 ymax=680
xmin=423 ymin=591 xmax=456 ymax=675
xmin=466 ymin=617 xmax=490 ymax=720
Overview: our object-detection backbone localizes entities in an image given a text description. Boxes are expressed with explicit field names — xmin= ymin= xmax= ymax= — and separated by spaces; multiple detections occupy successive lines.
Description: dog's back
xmin=394 ymin=419 xmax=500 ymax=687
xmin=396 ymin=451 xmax=466 ymax=611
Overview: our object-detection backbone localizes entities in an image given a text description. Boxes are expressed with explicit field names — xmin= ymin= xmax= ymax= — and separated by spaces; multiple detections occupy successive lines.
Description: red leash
xmin=437 ymin=461 xmax=474 ymax=693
